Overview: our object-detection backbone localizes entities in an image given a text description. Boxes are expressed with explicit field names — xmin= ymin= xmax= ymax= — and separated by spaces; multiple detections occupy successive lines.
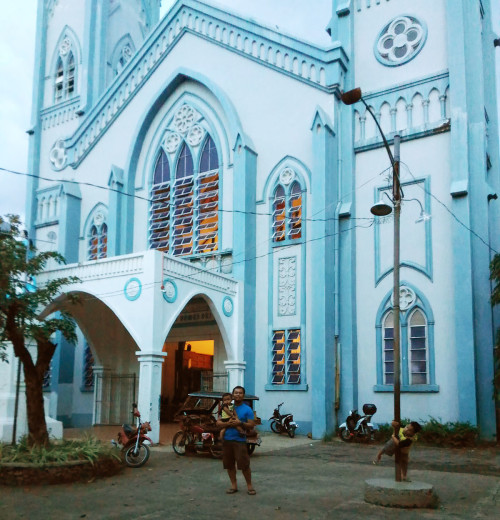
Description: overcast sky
xmin=0 ymin=0 xmax=499 ymax=225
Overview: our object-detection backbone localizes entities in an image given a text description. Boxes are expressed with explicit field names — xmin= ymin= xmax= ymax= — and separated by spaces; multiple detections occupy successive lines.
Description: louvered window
xmin=196 ymin=136 xmax=219 ymax=253
xmin=55 ymin=58 xmax=64 ymax=102
xmin=150 ymin=150 xmax=171 ymax=252
xmin=272 ymin=186 xmax=286 ymax=242
xmin=88 ymin=223 xmax=107 ymax=260
xmin=271 ymin=329 xmax=301 ymax=385
xmin=150 ymin=135 xmax=219 ymax=257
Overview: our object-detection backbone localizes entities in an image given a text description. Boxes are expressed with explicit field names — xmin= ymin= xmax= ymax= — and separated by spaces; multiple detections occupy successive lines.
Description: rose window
xmin=375 ymin=16 xmax=426 ymax=66
xmin=173 ymin=105 xmax=195 ymax=134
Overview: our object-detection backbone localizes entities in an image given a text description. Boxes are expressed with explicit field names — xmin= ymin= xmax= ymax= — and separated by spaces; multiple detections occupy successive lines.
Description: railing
xmin=38 ymin=252 xmax=145 ymax=284
xmin=163 ymin=254 xmax=238 ymax=296
xmin=354 ymin=71 xmax=450 ymax=151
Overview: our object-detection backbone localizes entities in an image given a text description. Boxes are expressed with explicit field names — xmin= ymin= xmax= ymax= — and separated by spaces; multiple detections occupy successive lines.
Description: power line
xmin=0 ymin=165 xmax=377 ymax=223
xmin=400 ymin=162 xmax=497 ymax=254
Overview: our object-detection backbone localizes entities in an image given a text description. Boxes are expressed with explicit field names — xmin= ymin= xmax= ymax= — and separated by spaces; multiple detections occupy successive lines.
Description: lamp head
xmin=370 ymin=199 xmax=392 ymax=216
xmin=341 ymin=87 xmax=363 ymax=106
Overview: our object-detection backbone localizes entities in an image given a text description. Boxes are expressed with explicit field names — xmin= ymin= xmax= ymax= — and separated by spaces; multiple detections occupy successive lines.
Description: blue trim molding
xmin=124 ymin=277 xmax=142 ymax=301
xmin=374 ymin=177 xmax=433 ymax=284
xmin=222 ymin=296 xmax=234 ymax=317
xmin=162 ymin=278 xmax=178 ymax=303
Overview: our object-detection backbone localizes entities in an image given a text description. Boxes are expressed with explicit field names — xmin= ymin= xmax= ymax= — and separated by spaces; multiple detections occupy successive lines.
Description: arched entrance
xmin=160 ymin=296 xmax=228 ymax=421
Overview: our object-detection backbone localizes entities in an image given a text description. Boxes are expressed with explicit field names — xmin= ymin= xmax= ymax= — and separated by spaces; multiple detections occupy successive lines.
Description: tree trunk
xmin=23 ymin=364 xmax=49 ymax=447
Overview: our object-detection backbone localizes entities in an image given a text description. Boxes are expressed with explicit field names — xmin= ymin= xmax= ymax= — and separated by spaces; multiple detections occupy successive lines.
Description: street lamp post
xmin=341 ymin=88 xmax=403 ymax=481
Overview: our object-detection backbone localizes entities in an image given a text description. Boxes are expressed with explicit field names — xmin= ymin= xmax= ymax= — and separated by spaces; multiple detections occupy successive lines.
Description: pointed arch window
xmin=55 ymin=58 xmax=64 ymax=102
xmin=82 ymin=342 xmax=95 ymax=391
xmin=375 ymin=286 xmax=437 ymax=392
xmin=173 ymin=144 xmax=194 ymax=255
xmin=149 ymin=131 xmax=220 ymax=257
xmin=66 ymin=52 xmax=75 ymax=97
xmin=196 ymin=136 xmax=219 ymax=254
xmin=150 ymin=150 xmax=171 ymax=252
xmin=88 ymin=222 xmax=107 ymax=260
xmin=53 ymin=38 xmax=78 ymax=103
xmin=272 ymin=185 xmax=286 ymax=242
xmin=288 ymin=182 xmax=302 ymax=239
xmin=272 ymin=181 xmax=303 ymax=244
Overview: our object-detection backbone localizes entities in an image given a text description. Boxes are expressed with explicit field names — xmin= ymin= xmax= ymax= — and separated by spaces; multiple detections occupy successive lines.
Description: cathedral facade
xmin=14 ymin=0 xmax=500 ymax=441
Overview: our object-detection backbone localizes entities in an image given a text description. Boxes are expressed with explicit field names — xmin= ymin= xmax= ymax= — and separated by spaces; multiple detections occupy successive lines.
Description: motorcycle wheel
xmin=247 ymin=443 xmax=256 ymax=455
xmin=287 ymin=427 xmax=296 ymax=438
xmin=124 ymin=444 xmax=150 ymax=468
xmin=339 ymin=427 xmax=354 ymax=442
xmin=209 ymin=443 xmax=223 ymax=459
xmin=270 ymin=420 xmax=282 ymax=434
xmin=172 ymin=431 xmax=191 ymax=456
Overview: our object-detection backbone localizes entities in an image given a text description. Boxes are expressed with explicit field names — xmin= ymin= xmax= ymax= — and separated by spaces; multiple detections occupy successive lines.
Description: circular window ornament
xmin=124 ymin=277 xmax=142 ymax=301
xmin=222 ymin=296 xmax=234 ymax=317
xmin=49 ymin=140 xmax=68 ymax=171
xmin=374 ymin=15 xmax=427 ymax=67
xmin=279 ymin=168 xmax=296 ymax=186
xmin=390 ymin=285 xmax=416 ymax=311
xmin=173 ymin=105 xmax=195 ymax=134
xmin=162 ymin=278 xmax=177 ymax=303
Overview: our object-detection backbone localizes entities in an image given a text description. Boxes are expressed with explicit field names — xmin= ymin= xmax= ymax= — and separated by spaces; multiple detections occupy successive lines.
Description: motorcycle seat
xmin=122 ymin=424 xmax=134 ymax=436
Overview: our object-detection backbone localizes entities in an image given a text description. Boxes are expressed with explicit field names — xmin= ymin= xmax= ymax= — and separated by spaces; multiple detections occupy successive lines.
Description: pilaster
xmin=223 ymin=361 xmax=247 ymax=392
xmin=310 ymin=109 xmax=338 ymax=438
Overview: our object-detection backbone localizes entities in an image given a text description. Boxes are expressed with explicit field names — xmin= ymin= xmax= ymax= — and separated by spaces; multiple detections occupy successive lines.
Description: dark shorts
xmin=222 ymin=441 xmax=250 ymax=470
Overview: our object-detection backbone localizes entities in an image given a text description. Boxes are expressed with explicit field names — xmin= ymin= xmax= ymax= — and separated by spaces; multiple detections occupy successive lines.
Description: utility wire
xmin=400 ymin=162 xmax=497 ymax=254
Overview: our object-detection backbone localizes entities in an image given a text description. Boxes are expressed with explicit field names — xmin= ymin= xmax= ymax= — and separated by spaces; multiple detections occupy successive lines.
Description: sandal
xmin=247 ymin=489 xmax=257 ymax=495
xmin=226 ymin=488 xmax=238 ymax=494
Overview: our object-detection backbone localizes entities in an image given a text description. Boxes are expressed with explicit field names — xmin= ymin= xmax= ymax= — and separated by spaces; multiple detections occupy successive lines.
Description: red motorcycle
xmin=112 ymin=404 xmax=153 ymax=467
xmin=172 ymin=412 xmax=222 ymax=458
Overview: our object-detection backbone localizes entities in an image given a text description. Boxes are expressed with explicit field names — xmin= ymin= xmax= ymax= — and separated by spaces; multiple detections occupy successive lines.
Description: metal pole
xmin=392 ymin=135 xmax=402 ymax=482
xmin=11 ymin=358 xmax=21 ymax=445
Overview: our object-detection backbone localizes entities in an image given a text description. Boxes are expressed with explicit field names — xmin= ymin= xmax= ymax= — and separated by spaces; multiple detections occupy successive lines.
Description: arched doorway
xmin=160 ymin=296 xmax=228 ymax=421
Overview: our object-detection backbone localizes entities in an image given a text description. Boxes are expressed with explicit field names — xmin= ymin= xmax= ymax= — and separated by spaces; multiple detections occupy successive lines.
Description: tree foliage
xmin=0 ymin=215 xmax=80 ymax=446
xmin=489 ymin=253 xmax=500 ymax=400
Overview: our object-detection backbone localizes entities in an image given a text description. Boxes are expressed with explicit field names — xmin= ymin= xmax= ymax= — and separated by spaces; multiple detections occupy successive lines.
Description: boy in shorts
xmin=373 ymin=420 xmax=422 ymax=481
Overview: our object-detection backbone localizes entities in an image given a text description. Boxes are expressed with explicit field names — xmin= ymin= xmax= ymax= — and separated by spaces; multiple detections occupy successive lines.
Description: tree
xmin=0 ymin=215 xmax=79 ymax=447
xmin=489 ymin=253 xmax=500 ymax=443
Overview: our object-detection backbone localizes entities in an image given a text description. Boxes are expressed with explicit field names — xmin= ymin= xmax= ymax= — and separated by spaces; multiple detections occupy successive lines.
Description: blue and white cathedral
xmin=1 ymin=0 xmax=499 ymax=442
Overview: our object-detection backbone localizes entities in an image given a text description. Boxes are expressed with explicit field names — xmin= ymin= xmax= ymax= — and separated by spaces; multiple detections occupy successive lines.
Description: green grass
xmin=0 ymin=435 xmax=121 ymax=466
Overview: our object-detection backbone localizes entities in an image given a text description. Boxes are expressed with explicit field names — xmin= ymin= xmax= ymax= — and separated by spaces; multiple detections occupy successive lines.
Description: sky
xmin=0 ymin=0 xmax=499 ymax=225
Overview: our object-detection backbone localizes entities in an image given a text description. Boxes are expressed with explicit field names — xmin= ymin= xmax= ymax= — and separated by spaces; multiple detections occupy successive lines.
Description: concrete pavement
xmin=0 ymin=434 xmax=498 ymax=519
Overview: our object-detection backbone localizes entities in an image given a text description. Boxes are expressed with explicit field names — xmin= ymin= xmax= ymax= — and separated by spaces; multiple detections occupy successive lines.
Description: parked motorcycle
xmin=172 ymin=412 xmax=223 ymax=458
xmin=269 ymin=402 xmax=298 ymax=438
xmin=338 ymin=403 xmax=378 ymax=442
xmin=111 ymin=404 xmax=152 ymax=467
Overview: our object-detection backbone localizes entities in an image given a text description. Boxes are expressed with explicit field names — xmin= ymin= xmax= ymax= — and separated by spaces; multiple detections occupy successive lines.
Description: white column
xmin=224 ymin=361 xmax=246 ymax=392
xmin=136 ymin=351 xmax=167 ymax=444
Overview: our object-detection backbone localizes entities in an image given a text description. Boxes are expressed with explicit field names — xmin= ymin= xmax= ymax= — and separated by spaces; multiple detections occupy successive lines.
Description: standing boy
xmin=373 ymin=420 xmax=422 ymax=481
xmin=217 ymin=386 xmax=256 ymax=495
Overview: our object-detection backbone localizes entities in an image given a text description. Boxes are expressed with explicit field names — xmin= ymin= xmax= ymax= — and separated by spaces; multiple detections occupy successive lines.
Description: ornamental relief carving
xmin=162 ymin=104 xmax=205 ymax=154
xmin=278 ymin=257 xmax=297 ymax=316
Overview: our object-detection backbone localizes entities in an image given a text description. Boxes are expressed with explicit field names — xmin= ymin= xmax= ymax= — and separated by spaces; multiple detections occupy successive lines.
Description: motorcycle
xmin=269 ymin=402 xmax=298 ymax=438
xmin=172 ymin=411 xmax=223 ymax=458
xmin=111 ymin=404 xmax=152 ymax=467
xmin=339 ymin=403 xmax=378 ymax=442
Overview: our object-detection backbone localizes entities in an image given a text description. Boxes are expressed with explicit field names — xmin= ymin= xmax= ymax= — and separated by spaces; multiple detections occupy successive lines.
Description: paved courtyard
xmin=0 ymin=434 xmax=499 ymax=520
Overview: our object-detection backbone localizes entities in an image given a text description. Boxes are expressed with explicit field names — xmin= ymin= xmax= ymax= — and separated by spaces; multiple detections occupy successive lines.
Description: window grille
xmin=150 ymin=151 xmax=171 ymax=252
